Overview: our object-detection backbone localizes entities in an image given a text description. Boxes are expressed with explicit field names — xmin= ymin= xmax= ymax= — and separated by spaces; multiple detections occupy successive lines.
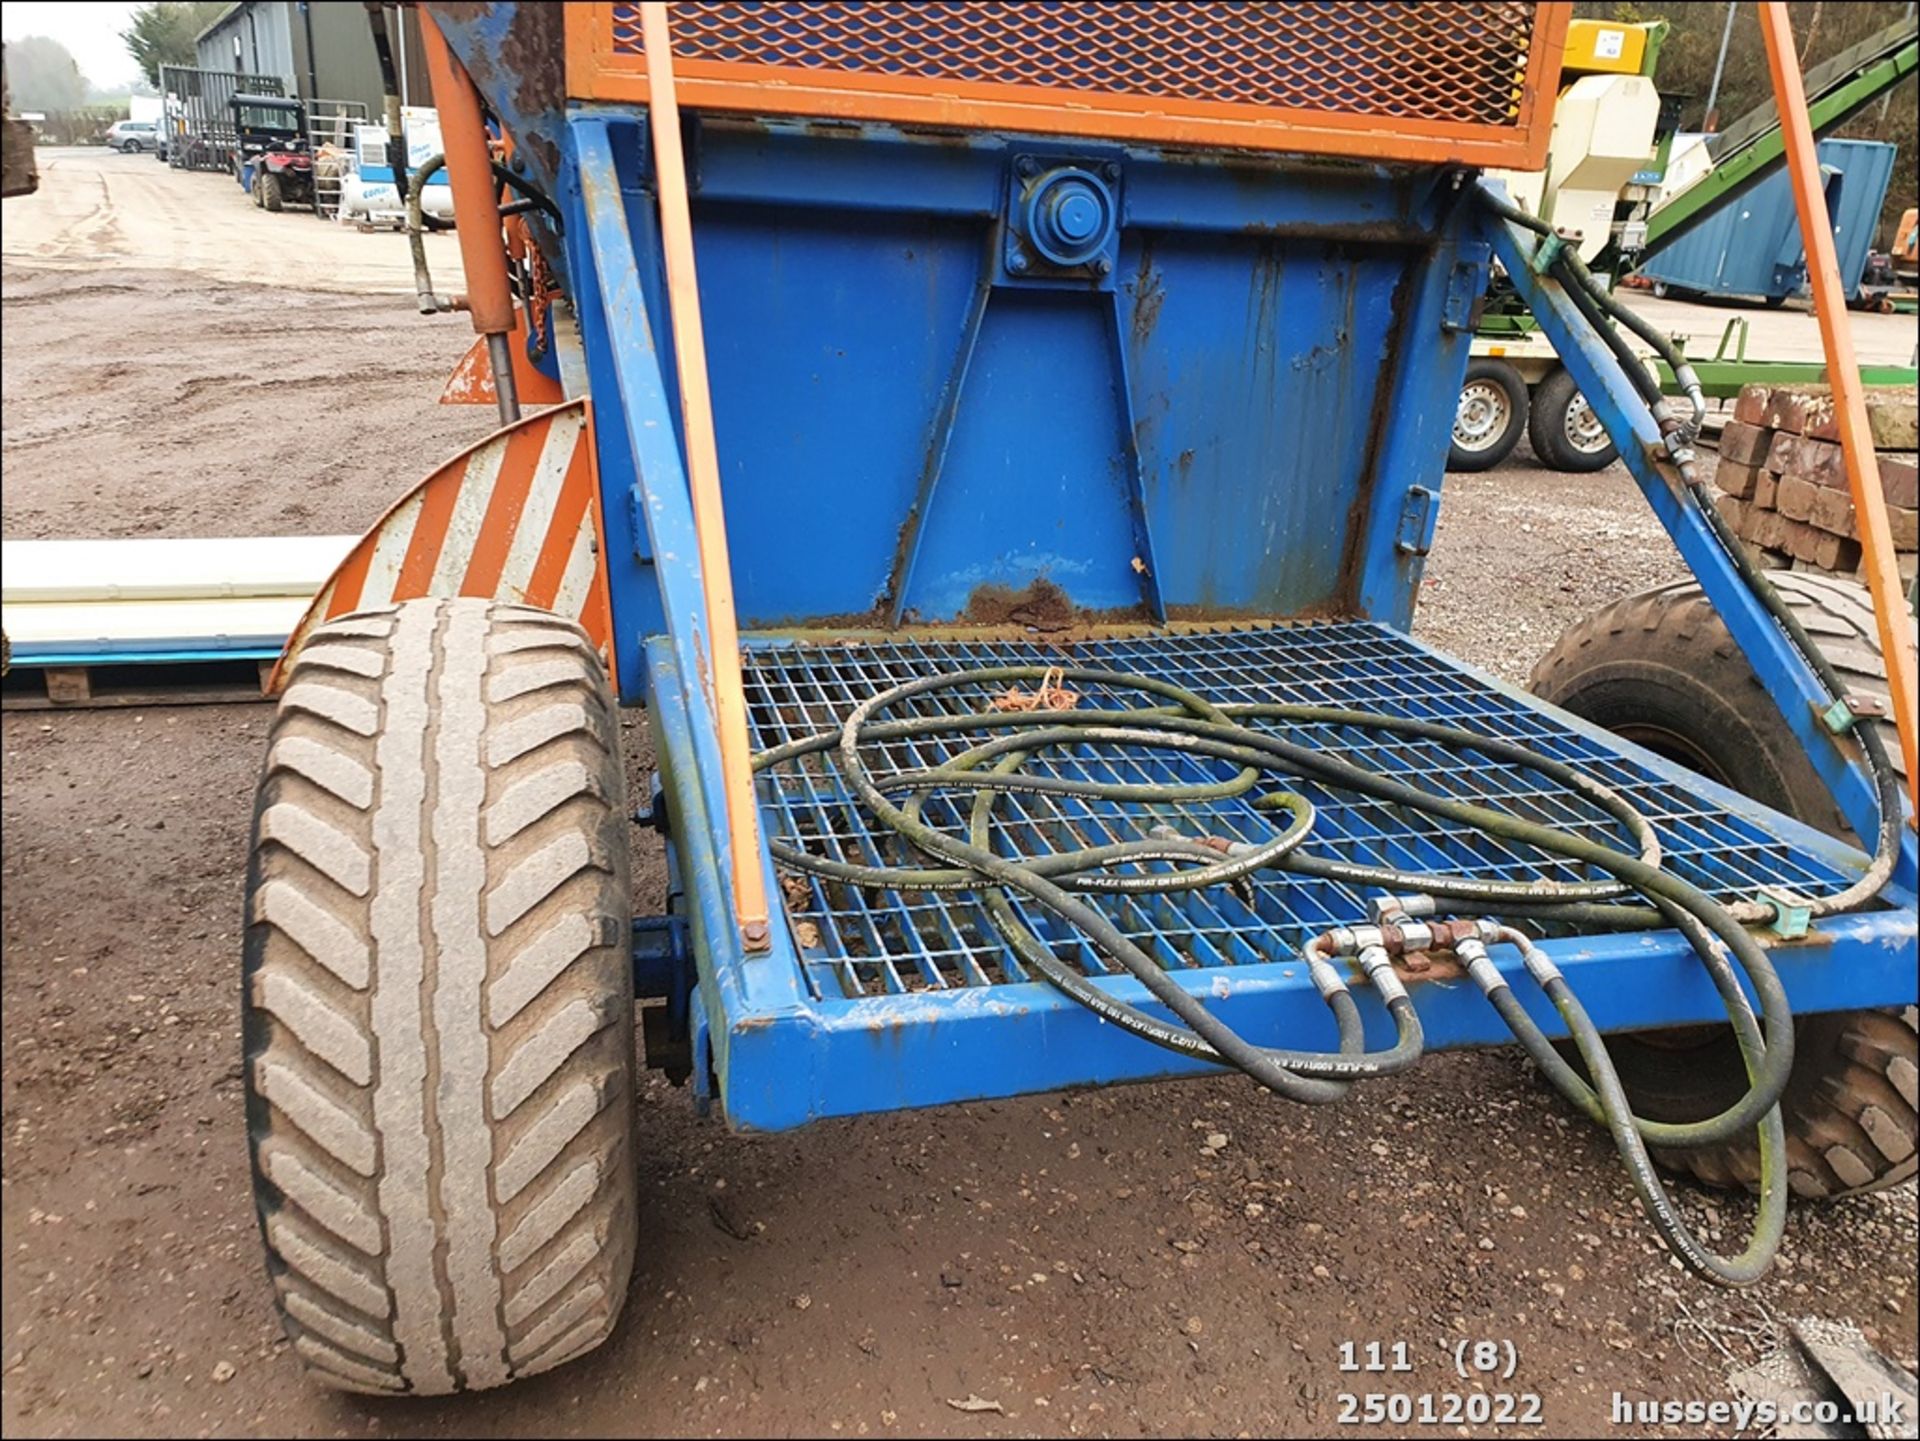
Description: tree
xmin=4 ymin=35 xmax=88 ymax=112
xmin=121 ymin=1 xmax=230 ymax=88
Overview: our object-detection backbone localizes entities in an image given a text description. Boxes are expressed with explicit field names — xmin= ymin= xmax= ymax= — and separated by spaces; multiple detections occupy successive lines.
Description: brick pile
xmin=1710 ymin=384 xmax=1919 ymax=587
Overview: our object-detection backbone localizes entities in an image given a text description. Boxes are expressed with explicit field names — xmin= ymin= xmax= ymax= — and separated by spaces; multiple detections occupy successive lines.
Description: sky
xmin=2 ymin=1 xmax=147 ymax=91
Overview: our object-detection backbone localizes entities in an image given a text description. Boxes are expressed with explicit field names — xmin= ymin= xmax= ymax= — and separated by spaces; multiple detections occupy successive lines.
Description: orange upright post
xmin=638 ymin=1 xmax=772 ymax=947
xmin=1758 ymin=2 xmax=1919 ymax=814
xmin=421 ymin=13 xmax=521 ymax=424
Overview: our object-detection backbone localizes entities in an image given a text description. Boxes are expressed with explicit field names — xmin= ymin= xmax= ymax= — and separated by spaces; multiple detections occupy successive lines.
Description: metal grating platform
xmin=742 ymin=624 xmax=1864 ymax=1002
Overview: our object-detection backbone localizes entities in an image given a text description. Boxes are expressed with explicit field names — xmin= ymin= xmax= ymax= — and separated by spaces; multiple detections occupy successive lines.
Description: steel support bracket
xmin=1753 ymin=887 xmax=1813 ymax=940
xmin=1530 ymin=232 xmax=1570 ymax=274
xmin=1817 ymin=693 xmax=1888 ymax=735
xmin=1395 ymin=485 xmax=1440 ymax=557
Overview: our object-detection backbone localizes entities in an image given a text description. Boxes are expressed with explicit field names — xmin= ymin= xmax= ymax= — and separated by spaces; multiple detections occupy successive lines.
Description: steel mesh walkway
xmin=741 ymin=624 xmax=1861 ymax=1001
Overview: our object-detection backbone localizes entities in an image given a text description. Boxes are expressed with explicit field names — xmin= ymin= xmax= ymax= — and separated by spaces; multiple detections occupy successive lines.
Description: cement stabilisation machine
xmin=240 ymin=3 xmax=1917 ymax=1396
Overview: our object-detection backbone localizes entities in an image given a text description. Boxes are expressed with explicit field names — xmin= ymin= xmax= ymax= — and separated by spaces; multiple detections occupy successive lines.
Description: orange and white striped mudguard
xmin=439 ymin=320 xmax=567 ymax=407
xmin=270 ymin=399 xmax=614 ymax=691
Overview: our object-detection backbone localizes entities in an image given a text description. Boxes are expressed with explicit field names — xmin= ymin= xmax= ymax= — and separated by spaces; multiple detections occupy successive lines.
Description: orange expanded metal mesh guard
xmin=565 ymin=2 xmax=1569 ymax=168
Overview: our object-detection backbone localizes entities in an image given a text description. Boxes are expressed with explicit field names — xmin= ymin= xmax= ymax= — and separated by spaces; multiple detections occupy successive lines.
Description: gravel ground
xmin=2 ymin=149 xmax=1914 ymax=1439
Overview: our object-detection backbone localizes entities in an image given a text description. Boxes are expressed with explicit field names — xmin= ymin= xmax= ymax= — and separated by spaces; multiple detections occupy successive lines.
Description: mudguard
xmin=271 ymin=398 xmax=612 ymax=689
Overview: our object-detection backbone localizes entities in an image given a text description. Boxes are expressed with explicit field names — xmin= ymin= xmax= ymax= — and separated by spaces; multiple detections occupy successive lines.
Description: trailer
xmin=237 ymin=3 xmax=1916 ymax=1398
xmin=157 ymin=64 xmax=284 ymax=172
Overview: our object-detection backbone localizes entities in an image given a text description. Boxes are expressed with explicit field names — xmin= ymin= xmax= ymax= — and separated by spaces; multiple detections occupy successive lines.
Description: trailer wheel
xmin=244 ymin=598 xmax=637 ymax=1394
xmin=1527 ymin=367 xmax=1618 ymax=472
xmin=1448 ymin=358 xmax=1528 ymax=472
xmin=1530 ymin=573 xmax=1915 ymax=1199
xmin=260 ymin=169 xmax=285 ymax=213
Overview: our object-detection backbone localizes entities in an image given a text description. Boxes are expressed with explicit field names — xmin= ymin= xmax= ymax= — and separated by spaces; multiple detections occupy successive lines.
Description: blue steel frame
xmin=519 ymin=101 xmax=1916 ymax=1131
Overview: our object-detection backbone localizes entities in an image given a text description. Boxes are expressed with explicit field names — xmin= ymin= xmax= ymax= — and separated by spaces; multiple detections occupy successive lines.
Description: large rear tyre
xmin=260 ymin=169 xmax=285 ymax=212
xmin=1530 ymin=573 xmax=1915 ymax=1199
xmin=244 ymin=598 xmax=637 ymax=1394
xmin=1448 ymin=358 xmax=1528 ymax=472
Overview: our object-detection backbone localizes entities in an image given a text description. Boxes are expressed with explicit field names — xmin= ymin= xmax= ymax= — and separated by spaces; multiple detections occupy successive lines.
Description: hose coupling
xmin=1368 ymin=892 xmax=1436 ymax=923
xmin=1320 ymin=924 xmax=1378 ymax=957
xmin=1356 ymin=944 xmax=1410 ymax=1005
xmin=1455 ymin=936 xmax=1508 ymax=996
xmin=1148 ymin=823 xmax=1257 ymax=858
xmin=1519 ymin=945 xmax=1563 ymax=987
xmin=1305 ymin=951 xmax=1352 ymax=1001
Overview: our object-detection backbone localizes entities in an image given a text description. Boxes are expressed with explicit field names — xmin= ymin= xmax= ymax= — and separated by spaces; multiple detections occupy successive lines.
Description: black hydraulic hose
xmin=1469 ymin=925 xmax=1787 ymax=1286
xmin=1474 ymin=183 xmax=1903 ymax=916
xmin=492 ymin=160 xmax=562 ymax=229
xmin=757 ymin=664 xmax=1841 ymax=1283
xmin=1555 ymin=260 xmax=1668 ymax=409
xmin=762 ymin=667 xmax=1798 ymax=1121
xmin=362 ymin=1 xmax=410 ymax=234
xmin=1685 ymin=479 xmax=1904 ymax=914
xmin=408 ymin=154 xmax=455 ymax=313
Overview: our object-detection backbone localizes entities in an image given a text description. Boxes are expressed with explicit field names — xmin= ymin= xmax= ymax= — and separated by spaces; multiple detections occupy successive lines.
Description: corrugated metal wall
xmin=196 ymin=2 xmax=296 ymax=90
xmin=197 ymin=2 xmax=427 ymax=114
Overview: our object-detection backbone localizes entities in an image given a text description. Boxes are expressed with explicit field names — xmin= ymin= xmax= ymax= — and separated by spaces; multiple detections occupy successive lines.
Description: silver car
xmin=105 ymin=119 xmax=159 ymax=153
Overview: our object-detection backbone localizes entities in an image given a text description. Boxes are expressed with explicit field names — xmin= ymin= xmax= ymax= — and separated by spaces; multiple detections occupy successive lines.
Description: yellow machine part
xmin=1562 ymin=19 xmax=1656 ymax=77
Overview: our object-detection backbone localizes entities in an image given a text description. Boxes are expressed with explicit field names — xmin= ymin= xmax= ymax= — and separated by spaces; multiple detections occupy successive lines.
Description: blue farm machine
xmin=242 ymin=2 xmax=1917 ymax=1395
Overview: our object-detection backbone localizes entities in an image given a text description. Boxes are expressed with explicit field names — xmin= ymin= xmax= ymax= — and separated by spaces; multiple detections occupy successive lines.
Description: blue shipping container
xmin=1642 ymin=137 xmax=1897 ymax=304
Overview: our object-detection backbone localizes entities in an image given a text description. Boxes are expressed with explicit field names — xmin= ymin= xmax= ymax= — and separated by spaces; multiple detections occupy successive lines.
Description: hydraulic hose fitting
xmin=1491 ymin=925 xmax=1564 ymax=987
xmin=1672 ymin=363 xmax=1707 ymax=440
xmin=1355 ymin=944 xmax=1410 ymax=1005
xmin=1320 ymin=925 xmax=1380 ymax=958
xmin=1455 ymin=936 xmax=1508 ymax=997
xmin=1368 ymin=892 xmax=1436 ymax=923
xmin=1303 ymin=940 xmax=1352 ymax=1001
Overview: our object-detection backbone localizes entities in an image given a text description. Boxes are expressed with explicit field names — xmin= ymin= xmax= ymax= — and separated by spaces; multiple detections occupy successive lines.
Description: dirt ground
xmin=2 ymin=147 xmax=1916 ymax=1440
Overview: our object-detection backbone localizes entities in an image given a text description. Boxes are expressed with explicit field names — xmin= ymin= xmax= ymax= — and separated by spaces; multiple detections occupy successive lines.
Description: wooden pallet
xmin=2 ymin=657 xmax=275 ymax=710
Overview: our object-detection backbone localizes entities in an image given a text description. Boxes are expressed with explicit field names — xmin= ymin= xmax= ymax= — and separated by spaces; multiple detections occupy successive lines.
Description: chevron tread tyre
xmin=243 ymin=598 xmax=636 ymax=1395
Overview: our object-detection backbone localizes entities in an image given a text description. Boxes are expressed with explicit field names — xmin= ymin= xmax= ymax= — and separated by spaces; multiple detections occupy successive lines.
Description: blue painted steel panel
xmin=697 ymin=213 xmax=984 ymax=622
xmin=1641 ymin=138 xmax=1899 ymax=302
xmin=1123 ymin=237 xmax=1404 ymax=615
xmin=567 ymin=114 xmax=1467 ymax=632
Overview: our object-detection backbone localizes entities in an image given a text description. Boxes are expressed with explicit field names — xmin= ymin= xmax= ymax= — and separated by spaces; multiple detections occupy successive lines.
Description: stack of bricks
xmin=1711 ymin=384 xmax=1919 ymax=586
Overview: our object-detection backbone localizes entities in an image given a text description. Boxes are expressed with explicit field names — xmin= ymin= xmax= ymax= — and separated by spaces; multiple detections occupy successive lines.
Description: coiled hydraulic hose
xmin=758 ymin=663 xmax=1832 ymax=1282
xmin=1474 ymin=185 xmax=1904 ymax=920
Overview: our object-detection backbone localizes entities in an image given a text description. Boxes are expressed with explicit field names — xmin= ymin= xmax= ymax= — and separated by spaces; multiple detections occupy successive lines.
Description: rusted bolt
xmin=742 ymin=920 xmax=771 ymax=951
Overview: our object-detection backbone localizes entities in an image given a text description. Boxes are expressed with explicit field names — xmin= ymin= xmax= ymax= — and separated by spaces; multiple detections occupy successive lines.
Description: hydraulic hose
xmin=1465 ymin=925 xmax=1787 ymax=1286
xmin=758 ymin=663 xmax=1823 ymax=1283
xmin=1474 ymin=184 xmax=1904 ymax=921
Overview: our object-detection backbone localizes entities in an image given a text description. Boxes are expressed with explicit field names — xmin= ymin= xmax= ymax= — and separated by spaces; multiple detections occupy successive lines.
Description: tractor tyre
xmin=1530 ymin=573 xmax=1915 ymax=1199
xmin=1448 ymin=358 xmax=1528 ymax=472
xmin=261 ymin=169 xmax=285 ymax=212
xmin=1527 ymin=366 xmax=1618 ymax=473
xmin=243 ymin=598 xmax=637 ymax=1394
